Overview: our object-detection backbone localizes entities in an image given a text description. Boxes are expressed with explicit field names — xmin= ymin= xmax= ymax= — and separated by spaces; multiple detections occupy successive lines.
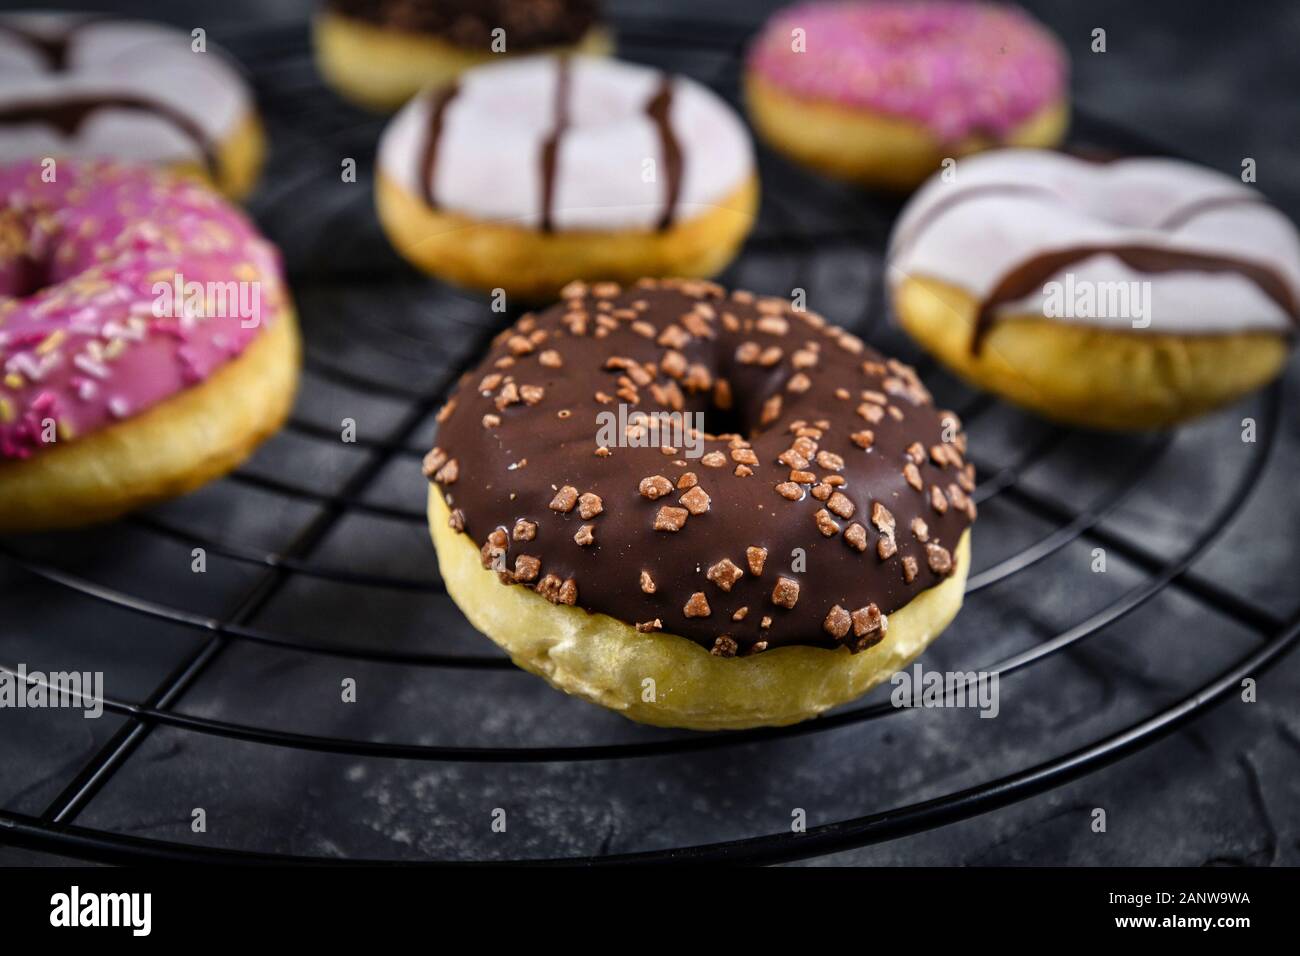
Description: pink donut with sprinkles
xmin=0 ymin=158 xmax=299 ymax=531
xmin=745 ymin=0 xmax=1069 ymax=189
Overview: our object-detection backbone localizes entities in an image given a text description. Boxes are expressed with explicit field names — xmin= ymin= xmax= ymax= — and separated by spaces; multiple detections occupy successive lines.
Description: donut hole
xmin=722 ymin=359 xmax=806 ymax=442
xmin=679 ymin=362 xmax=791 ymax=444
xmin=1 ymin=205 xmax=162 ymax=305
xmin=0 ymin=210 xmax=76 ymax=300
xmin=658 ymin=350 xmax=818 ymax=453
xmin=1 ymin=254 xmax=51 ymax=300
xmin=700 ymin=397 xmax=748 ymax=440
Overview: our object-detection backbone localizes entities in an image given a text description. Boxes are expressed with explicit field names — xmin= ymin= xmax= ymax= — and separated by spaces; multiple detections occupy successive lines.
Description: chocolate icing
xmin=0 ymin=19 xmax=96 ymax=69
xmin=538 ymin=57 xmax=571 ymax=233
xmin=1153 ymin=194 xmax=1268 ymax=231
xmin=972 ymin=243 xmax=1300 ymax=354
xmin=886 ymin=182 xmax=1062 ymax=262
xmin=0 ymin=95 xmax=217 ymax=170
xmin=645 ymin=75 xmax=681 ymax=230
xmin=419 ymin=83 xmax=460 ymax=207
xmin=328 ymin=0 xmax=599 ymax=51
xmin=426 ymin=279 xmax=975 ymax=655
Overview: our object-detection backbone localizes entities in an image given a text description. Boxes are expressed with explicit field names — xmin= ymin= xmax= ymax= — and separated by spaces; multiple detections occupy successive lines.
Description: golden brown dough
xmin=376 ymin=172 xmax=758 ymax=302
xmin=745 ymin=74 xmax=1067 ymax=191
xmin=0 ymin=312 xmax=301 ymax=533
xmin=893 ymin=275 xmax=1289 ymax=430
xmin=431 ymin=486 xmax=970 ymax=730
xmin=313 ymin=9 xmax=612 ymax=111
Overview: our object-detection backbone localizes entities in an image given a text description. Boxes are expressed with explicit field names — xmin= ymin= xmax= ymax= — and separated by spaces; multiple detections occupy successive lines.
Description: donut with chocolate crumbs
xmin=744 ymin=1 xmax=1068 ymax=190
xmin=0 ymin=159 xmax=300 ymax=531
xmin=376 ymin=55 xmax=758 ymax=301
xmin=0 ymin=13 xmax=266 ymax=200
xmin=426 ymin=278 xmax=973 ymax=730
xmin=314 ymin=0 xmax=613 ymax=111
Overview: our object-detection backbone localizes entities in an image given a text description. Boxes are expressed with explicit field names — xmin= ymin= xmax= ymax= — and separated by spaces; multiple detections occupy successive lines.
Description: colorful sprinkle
xmin=0 ymin=159 xmax=286 ymax=460
xmin=748 ymin=0 xmax=1066 ymax=142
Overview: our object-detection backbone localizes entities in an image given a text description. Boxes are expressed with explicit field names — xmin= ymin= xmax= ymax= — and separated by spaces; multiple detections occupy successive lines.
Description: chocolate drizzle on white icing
xmin=419 ymin=83 xmax=460 ymax=208
xmin=0 ymin=17 xmax=221 ymax=171
xmin=0 ymin=18 xmax=91 ymax=69
xmin=888 ymin=151 xmax=1300 ymax=346
xmin=414 ymin=59 xmax=689 ymax=234
xmin=972 ymin=243 xmax=1300 ymax=354
xmin=886 ymin=182 xmax=1062 ymax=261
xmin=645 ymin=73 xmax=681 ymax=231
xmin=0 ymin=95 xmax=217 ymax=170
xmin=539 ymin=57 xmax=572 ymax=234
xmin=1153 ymin=194 xmax=1269 ymax=231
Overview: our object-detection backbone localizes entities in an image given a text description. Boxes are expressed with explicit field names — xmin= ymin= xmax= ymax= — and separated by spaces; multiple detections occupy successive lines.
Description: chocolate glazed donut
xmin=326 ymin=0 xmax=601 ymax=52
xmin=314 ymin=0 xmax=612 ymax=112
xmin=425 ymin=279 xmax=975 ymax=659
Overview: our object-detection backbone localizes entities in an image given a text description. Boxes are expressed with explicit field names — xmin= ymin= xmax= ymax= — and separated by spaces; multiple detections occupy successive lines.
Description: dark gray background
xmin=1 ymin=1 xmax=1297 ymax=867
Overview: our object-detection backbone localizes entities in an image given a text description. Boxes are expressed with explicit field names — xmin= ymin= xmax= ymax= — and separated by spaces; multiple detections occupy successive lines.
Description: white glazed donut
xmin=0 ymin=12 xmax=263 ymax=197
xmin=886 ymin=149 xmax=1300 ymax=429
xmin=889 ymin=149 xmax=1300 ymax=335
xmin=374 ymin=55 xmax=759 ymax=298
xmin=379 ymin=54 xmax=754 ymax=231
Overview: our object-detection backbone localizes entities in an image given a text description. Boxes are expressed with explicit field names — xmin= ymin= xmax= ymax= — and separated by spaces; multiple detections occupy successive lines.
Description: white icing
xmin=888 ymin=149 xmax=1300 ymax=334
xmin=378 ymin=55 xmax=754 ymax=231
xmin=0 ymin=13 xmax=251 ymax=165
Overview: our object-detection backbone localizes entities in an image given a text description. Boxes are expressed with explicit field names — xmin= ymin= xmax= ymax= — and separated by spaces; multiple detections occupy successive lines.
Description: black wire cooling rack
xmin=1 ymin=15 xmax=1297 ymax=865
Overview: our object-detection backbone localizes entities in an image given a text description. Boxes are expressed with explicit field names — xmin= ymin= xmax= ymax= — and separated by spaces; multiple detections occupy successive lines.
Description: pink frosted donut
xmin=0 ymin=158 xmax=299 ymax=530
xmin=744 ymin=1 xmax=1069 ymax=188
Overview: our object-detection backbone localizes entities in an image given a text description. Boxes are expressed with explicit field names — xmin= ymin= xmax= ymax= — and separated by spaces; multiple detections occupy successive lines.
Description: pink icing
xmin=747 ymin=0 xmax=1067 ymax=142
xmin=0 ymin=158 xmax=287 ymax=460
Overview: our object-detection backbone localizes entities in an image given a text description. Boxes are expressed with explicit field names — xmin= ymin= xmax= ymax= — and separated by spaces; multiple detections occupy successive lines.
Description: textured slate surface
xmin=0 ymin=0 xmax=1297 ymax=866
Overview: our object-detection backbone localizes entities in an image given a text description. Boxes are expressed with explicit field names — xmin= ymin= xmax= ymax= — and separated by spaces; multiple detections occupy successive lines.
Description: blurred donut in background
xmin=0 ymin=12 xmax=265 ymax=200
xmin=745 ymin=0 xmax=1068 ymax=190
xmin=0 ymin=159 xmax=300 ymax=531
xmin=887 ymin=149 xmax=1300 ymax=429
xmin=314 ymin=0 xmax=613 ymax=111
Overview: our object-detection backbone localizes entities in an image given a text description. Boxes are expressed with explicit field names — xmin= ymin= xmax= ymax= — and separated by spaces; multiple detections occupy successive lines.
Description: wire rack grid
xmin=0 ymin=15 xmax=1296 ymax=865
